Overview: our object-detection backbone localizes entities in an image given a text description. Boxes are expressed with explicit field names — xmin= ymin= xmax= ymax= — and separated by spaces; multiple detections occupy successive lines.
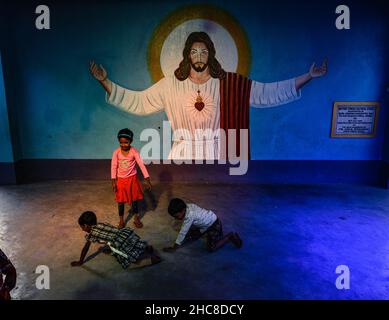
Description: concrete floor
xmin=1 ymin=180 xmax=389 ymax=300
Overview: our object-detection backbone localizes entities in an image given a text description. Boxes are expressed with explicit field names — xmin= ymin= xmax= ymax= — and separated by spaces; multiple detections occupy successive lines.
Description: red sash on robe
xmin=219 ymin=72 xmax=252 ymax=160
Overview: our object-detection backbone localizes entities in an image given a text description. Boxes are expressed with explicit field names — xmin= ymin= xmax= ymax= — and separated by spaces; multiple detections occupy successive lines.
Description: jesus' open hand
xmin=89 ymin=61 xmax=107 ymax=81
xmin=309 ymin=58 xmax=328 ymax=78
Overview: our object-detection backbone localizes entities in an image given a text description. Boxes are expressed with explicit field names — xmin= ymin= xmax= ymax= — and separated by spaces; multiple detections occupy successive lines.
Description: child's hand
xmin=145 ymin=178 xmax=152 ymax=191
xmin=112 ymin=180 xmax=117 ymax=193
xmin=70 ymin=261 xmax=83 ymax=267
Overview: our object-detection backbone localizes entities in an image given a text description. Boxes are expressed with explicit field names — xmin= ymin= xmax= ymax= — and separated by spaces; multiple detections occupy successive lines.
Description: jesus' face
xmin=189 ymin=42 xmax=209 ymax=73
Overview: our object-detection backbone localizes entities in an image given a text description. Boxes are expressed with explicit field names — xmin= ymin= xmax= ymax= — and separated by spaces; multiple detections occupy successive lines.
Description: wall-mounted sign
xmin=331 ymin=102 xmax=380 ymax=138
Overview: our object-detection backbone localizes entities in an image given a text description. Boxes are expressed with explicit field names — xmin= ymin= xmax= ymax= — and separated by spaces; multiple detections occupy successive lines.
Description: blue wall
xmin=0 ymin=52 xmax=14 ymax=163
xmin=1 ymin=0 xmax=388 ymax=161
xmin=380 ymin=8 xmax=389 ymax=165
xmin=383 ymin=85 xmax=389 ymax=164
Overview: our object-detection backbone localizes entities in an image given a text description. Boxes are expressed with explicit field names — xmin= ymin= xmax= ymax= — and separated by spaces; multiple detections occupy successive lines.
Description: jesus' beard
xmin=191 ymin=63 xmax=208 ymax=73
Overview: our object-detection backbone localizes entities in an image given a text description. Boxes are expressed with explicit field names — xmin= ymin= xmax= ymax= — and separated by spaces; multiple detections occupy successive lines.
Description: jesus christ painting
xmin=90 ymin=32 xmax=327 ymax=160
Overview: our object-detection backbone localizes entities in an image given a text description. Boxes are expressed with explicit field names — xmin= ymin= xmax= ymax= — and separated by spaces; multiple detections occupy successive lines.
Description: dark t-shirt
xmin=0 ymin=249 xmax=16 ymax=290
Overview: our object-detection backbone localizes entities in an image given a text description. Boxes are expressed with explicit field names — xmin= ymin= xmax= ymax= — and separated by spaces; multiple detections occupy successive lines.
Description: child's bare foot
xmin=150 ymin=254 xmax=162 ymax=265
xmin=133 ymin=216 xmax=143 ymax=228
xmin=146 ymin=245 xmax=154 ymax=254
xmin=230 ymin=232 xmax=243 ymax=248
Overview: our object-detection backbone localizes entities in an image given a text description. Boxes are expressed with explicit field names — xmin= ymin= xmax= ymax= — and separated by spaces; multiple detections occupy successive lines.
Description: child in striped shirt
xmin=71 ymin=211 xmax=161 ymax=269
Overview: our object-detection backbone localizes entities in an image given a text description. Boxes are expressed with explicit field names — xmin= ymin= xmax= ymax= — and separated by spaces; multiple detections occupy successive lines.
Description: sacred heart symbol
xmin=195 ymin=101 xmax=205 ymax=111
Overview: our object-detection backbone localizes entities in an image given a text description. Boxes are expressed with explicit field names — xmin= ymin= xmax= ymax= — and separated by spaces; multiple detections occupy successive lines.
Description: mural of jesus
xmin=90 ymin=32 xmax=327 ymax=160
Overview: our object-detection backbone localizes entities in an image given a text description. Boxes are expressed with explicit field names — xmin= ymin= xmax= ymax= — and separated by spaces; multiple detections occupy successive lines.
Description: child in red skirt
xmin=111 ymin=128 xmax=152 ymax=229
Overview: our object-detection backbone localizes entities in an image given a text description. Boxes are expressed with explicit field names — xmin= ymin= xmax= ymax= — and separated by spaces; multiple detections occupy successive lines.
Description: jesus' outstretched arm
xmin=90 ymin=61 xmax=165 ymax=116
xmin=250 ymin=59 xmax=327 ymax=108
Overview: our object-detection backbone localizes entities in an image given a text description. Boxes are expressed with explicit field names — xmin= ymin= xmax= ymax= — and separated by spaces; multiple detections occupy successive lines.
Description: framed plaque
xmin=331 ymin=102 xmax=380 ymax=138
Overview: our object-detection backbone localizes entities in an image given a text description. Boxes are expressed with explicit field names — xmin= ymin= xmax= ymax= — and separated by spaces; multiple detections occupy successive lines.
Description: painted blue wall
xmin=383 ymin=85 xmax=389 ymax=163
xmin=380 ymin=10 xmax=389 ymax=164
xmin=0 ymin=52 xmax=14 ymax=162
xmin=1 ymin=0 xmax=388 ymax=160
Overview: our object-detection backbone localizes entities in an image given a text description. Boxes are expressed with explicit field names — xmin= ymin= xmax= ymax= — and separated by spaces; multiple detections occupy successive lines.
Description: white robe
xmin=106 ymin=75 xmax=301 ymax=160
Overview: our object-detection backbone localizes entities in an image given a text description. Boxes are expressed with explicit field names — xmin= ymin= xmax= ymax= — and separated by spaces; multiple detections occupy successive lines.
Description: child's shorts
xmin=115 ymin=176 xmax=143 ymax=204
xmin=205 ymin=218 xmax=224 ymax=250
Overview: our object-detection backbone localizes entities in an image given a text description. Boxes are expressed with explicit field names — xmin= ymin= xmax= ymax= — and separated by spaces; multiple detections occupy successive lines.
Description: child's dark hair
xmin=168 ymin=198 xmax=187 ymax=217
xmin=78 ymin=211 xmax=97 ymax=226
xmin=117 ymin=128 xmax=133 ymax=142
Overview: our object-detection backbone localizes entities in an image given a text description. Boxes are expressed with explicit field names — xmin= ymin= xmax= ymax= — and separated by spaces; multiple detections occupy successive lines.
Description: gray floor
xmin=1 ymin=180 xmax=389 ymax=299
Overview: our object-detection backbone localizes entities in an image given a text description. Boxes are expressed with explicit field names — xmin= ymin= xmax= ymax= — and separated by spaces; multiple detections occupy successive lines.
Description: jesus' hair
xmin=174 ymin=32 xmax=226 ymax=81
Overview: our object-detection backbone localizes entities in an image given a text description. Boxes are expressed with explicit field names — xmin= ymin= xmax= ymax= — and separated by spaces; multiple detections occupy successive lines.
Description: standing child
xmin=163 ymin=198 xmax=243 ymax=253
xmin=71 ymin=211 xmax=161 ymax=269
xmin=112 ymin=128 xmax=152 ymax=229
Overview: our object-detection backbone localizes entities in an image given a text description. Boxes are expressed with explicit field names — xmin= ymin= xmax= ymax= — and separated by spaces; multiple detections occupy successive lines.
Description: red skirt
xmin=115 ymin=176 xmax=143 ymax=204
